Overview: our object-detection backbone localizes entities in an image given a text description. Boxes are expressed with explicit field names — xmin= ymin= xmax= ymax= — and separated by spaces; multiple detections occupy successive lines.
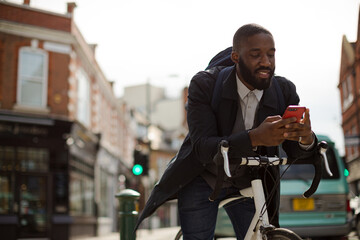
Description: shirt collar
xmin=236 ymin=74 xmax=263 ymax=101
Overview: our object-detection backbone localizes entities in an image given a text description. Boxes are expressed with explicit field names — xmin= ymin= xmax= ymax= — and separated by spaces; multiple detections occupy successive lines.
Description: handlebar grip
xmin=303 ymin=159 xmax=321 ymax=198
xmin=302 ymin=141 xmax=327 ymax=198
xmin=220 ymin=140 xmax=229 ymax=148
xmin=318 ymin=141 xmax=328 ymax=152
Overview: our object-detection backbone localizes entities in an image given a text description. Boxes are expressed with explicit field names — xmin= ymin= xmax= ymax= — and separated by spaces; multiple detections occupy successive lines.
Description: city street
xmin=72 ymin=228 xmax=359 ymax=240
xmin=71 ymin=227 xmax=181 ymax=240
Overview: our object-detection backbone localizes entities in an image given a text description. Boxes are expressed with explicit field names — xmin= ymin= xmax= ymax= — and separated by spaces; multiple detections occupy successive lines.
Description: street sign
xmin=345 ymin=135 xmax=360 ymax=146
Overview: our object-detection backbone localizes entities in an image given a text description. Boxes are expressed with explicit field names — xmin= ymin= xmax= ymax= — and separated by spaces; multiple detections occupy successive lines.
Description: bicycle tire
xmin=174 ymin=229 xmax=183 ymax=240
xmin=266 ymin=228 xmax=302 ymax=240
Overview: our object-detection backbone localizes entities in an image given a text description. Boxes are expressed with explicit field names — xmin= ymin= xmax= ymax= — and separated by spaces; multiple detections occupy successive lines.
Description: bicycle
xmin=175 ymin=140 xmax=332 ymax=240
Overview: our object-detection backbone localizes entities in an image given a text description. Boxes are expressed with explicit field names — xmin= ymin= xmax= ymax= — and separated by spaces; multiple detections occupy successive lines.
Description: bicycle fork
xmin=244 ymin=179 xmax=273 ymax=240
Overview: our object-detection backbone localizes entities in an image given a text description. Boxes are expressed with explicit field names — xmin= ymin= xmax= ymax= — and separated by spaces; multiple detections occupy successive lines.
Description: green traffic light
xmin=132 ymin=164 xmax=143 ymax=175
xmin=344 ymin=169 xmax=349 ymax=177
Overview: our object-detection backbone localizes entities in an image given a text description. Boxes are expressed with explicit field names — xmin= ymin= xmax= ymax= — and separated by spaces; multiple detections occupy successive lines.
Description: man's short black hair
xmin=233 ymin=24 xmax=272 ymax=52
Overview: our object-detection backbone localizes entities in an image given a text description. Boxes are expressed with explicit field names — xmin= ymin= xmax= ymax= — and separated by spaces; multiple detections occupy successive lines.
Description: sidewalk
xmin=71 ymin=227 xmax=181 ymax=240
xmin=72 ymin=229 xmax=358 ymax=240
xmin=137 ymin=227 xmax=181 ymax=240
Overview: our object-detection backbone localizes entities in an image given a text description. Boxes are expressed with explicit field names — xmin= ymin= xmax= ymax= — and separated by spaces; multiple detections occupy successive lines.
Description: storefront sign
xmin=0 ymin=123 xmax=48 ymax=136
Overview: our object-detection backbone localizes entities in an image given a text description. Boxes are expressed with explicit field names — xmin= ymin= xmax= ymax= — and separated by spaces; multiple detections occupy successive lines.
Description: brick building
xmin=339 ymin=7 xmax=360 ymax=195
xmin=0 ymin=1 xmax=136 ymax=239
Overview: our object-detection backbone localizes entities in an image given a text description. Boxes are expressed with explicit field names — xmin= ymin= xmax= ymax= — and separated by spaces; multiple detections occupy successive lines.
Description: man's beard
xmin=238 ymin=57 xmax=274 ymax=90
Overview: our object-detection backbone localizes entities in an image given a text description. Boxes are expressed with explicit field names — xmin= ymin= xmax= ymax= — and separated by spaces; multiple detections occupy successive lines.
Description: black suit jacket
xmin=135 ymin=65 xmax=316 ymax=229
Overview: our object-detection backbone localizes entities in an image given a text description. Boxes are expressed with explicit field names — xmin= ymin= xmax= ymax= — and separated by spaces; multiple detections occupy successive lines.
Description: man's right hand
xmin=248 ymin=115 xmax=297 ymax=147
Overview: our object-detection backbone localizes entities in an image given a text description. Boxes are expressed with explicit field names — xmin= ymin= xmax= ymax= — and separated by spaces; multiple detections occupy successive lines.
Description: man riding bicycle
xmin=135 ymin=23 xmax=317 ymax=240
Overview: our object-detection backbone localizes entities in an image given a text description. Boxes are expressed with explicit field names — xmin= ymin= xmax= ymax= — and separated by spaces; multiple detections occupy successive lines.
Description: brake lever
xmin=220 ymin=140 xmax=231 ymax=177
xmin=319 ymin=141 xmax=332 ymax=176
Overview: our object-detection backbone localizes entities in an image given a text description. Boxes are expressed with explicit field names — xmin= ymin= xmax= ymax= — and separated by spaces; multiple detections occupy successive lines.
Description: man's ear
xmin=231 ymin=52 xmax=239 ymax=64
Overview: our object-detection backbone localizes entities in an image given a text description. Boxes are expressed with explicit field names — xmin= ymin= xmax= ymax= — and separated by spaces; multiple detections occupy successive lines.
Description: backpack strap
xmin=209 ymin=66 xmax=233 ymax=201
xmin=211 ymin=66 xmax=233 ymax=113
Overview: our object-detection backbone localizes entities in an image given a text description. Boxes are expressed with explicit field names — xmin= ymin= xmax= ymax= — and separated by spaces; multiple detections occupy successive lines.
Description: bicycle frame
xmin=244 ymin=178 xmax=271 ymax=240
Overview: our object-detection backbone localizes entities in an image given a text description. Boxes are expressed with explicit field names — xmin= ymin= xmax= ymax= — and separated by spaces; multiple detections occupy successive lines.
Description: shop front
xmin=0 ymin=112 xmax=73 ymax=240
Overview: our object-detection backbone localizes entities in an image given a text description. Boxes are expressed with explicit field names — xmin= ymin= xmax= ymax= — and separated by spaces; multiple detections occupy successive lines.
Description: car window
xmin=280 ymin=147 xmax=340 ymax=180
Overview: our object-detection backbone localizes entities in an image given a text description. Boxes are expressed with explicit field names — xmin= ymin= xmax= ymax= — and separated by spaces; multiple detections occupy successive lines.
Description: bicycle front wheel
xmin=266 ymin=228 xmax=302 ymax=240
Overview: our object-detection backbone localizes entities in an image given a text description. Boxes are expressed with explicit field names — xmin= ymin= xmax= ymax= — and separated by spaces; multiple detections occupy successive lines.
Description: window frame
xmin=76 ymin=68 xmax=90 ymax=127
xmin=342 ymin=75 xmax=354 ymax=111
xmin=16 ymin=47 xmax=48 ymax=109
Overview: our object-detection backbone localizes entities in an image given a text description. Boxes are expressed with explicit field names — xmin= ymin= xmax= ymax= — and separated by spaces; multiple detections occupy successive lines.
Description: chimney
xmin=88 ymin=44 xmax=98 ymax=55
xmin=67 ymin=2 xmax=77 ymax=15
xmin=23 ymin=0 xmax=30 ymax=5
xmin=109 ymin=80 xmax=115 ymax=89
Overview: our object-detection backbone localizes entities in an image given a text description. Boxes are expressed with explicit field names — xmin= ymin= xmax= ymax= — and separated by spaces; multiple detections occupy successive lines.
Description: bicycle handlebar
xmin=301 ymin=141 xmax=331 ymax=198
xmin=215 ymin=140 xmax=330 ymax=198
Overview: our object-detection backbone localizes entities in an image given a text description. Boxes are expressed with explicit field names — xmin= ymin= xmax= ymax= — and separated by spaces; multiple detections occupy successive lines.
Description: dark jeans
xmin=178 ymin=176 xmax=255 ymax=240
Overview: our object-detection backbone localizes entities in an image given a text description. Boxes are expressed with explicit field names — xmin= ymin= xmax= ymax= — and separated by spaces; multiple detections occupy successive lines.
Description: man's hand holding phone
xmin=248 ymin=105 xmax=314 ymax=148
xmin=282 ymin=105 xmax=314 ymax=145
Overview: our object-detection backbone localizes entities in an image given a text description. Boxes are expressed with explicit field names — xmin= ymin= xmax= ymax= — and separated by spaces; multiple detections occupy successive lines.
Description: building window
xmin=69 ymin=175 xmax=94 ymax=216
xmin=17 ymin=147 xmax=49 ymax=172
xmin=0 ymin=146 xmax=15 ymax=172
xmin=76 ymin=69 xmax=90 ymax=127
xmin=0 ymin=175 xmax=11 ymax=214
xmin=352 ymin=125 xmax=359 ymax=158
xmin=17 ymin=47 xmax=48 ymax=108
xmin=99 ymin=168 xmax=109 ymax=217
xmin=342 ymin=75 xmax=353 ymax=110
xmin=0 ymin=146 xmax=49 ymax=215
xmin=346 ymin=129 xmax=352 ymax=159
xmin=69 ymin=157 xmax=94 ymax=216
xmin=0 ymin=146 xmax=49 ymax=172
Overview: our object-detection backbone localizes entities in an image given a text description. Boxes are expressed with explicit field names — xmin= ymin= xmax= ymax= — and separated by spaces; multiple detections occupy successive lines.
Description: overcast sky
xmin=6 ymin=0 xmax=360 ymax=155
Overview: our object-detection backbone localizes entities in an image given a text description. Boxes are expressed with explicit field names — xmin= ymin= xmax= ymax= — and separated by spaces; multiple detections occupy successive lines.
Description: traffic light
xmin=132 ymin=164 xmax=143 ymax=175
xmin=132 ymin=149 xmax=149 ymax=176
xmin=342 ymin=157 xmax=349 ymax=177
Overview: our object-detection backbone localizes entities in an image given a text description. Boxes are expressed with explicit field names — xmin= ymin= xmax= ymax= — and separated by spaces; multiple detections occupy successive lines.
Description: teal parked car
xmin=279 ymin=134 xmax=352 ymax=240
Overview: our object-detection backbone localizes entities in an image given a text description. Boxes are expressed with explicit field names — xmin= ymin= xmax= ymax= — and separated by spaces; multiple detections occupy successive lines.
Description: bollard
xmin=115 ymin=189 xmax=140 ymax=240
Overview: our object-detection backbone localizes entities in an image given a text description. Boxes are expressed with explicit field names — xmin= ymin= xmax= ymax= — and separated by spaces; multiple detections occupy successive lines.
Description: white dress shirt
xmin=236 ymin=74 xmax=263 ymax=130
